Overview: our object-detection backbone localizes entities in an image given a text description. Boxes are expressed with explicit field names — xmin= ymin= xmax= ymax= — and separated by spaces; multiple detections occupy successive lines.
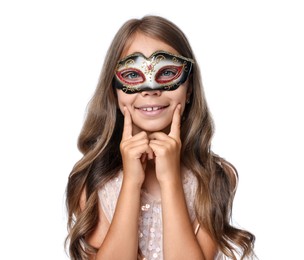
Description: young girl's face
xmin=116 ymin=33 xmax=191 ymax=134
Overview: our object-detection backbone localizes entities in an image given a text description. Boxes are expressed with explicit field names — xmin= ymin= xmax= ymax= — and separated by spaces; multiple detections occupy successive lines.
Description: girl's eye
xmin=155 ymin=66 xmax=182 ymax=84
xmin=117 ymin=69 xmax=145 ymax=85
xmin=124 ymin=71 xmax=140 ymax=79
xmin=161 ymin=70 xmax=175 ymax=77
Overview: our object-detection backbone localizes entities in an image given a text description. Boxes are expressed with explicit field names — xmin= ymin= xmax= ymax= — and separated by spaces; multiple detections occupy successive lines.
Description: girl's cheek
xmin=116 ymin=92 xmax=130 ymax=111
xmin=177 ymin=98 xmax=187 ymax=113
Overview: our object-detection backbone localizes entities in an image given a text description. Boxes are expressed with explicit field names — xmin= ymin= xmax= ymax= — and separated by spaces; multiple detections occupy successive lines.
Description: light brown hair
xmin=66 ymin=15 xmax=255 ymax=259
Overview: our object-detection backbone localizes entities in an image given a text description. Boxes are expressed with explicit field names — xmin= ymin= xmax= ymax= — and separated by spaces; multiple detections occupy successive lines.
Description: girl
xmin=66 ymin=15 xmax=255 ymax=260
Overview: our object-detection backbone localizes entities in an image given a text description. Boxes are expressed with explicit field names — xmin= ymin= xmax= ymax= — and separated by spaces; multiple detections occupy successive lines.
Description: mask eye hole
xmin=155 ymin=66 xmax=183 ymax=84
xmin=116 ymin=68 xmax=145 ymax=85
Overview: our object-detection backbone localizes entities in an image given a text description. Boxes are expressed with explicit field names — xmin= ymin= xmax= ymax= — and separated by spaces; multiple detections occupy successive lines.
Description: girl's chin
xmin=133 ymin=123 xmax=171 ymax=134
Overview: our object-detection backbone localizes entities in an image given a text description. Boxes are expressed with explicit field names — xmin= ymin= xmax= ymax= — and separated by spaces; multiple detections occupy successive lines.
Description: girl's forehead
xmin=121 ymin=32 xmax=179 ymax=59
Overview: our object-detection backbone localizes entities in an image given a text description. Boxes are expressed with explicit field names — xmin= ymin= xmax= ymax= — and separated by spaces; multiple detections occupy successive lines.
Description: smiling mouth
xmin=136 ymin=105 xmax=169 ymax=111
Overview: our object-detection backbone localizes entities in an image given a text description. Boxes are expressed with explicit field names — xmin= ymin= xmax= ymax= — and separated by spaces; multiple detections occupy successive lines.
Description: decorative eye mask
xmin=113 ymin=50 xmax=194 ymax=94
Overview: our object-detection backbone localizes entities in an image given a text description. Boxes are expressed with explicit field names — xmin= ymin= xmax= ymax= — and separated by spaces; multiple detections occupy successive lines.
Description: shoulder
xmin=97 ymin=171 xmax=123 ymax=222
xmin=98 ymin=171 xmax=123 ymax=195
xmin=182 ymin=167 xmax=199 ymax=199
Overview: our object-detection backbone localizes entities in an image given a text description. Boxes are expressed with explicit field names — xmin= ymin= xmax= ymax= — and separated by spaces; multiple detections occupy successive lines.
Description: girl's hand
xmin=120 ymin=107 xmax=153 ymax=187
xmin=148 ymin=104 xmax=182 ymax=185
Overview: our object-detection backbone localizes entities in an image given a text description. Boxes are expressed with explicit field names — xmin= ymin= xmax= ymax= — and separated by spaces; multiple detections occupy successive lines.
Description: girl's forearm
xmin=161 ymin=180 xmax=205 ymax=260
xmin=95 ymin=182 xmax=141 ymax=260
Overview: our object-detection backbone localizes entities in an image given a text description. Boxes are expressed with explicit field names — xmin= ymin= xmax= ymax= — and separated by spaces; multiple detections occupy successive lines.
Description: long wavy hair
xmin=65 ymin=15 xmax=255 ymax=259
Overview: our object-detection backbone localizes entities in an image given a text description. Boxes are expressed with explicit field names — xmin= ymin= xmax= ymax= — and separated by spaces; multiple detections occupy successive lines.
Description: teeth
xmin=142 ymin=107 xmax=161 ymax=111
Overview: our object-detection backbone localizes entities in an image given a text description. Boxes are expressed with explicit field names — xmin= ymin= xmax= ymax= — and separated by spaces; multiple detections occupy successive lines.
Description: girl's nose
xmin=140 ymin=89 xmax=162 ymax=97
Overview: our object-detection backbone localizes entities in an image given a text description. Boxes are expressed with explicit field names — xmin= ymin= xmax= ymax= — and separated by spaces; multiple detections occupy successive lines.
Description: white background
xmin=0 ymin=0 xmax=303 ymax=259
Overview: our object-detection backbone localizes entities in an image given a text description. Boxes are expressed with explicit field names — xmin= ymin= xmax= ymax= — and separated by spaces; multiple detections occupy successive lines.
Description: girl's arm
xmin=80 ymin=189 xmax=109 ymax=251
xmin=193 ymin=219 xmax=219 ymax=260
xmin=160 ymin=181 xmax=217 ymax=260
xmin=93 ymin=182 xmax=141 ymax=260
xmin=149 ymin=105 xmax=217 ymax=260
xmin=87 ymin=107 xmax=151 ymax=260
xmin=80 ymin=186 xmax=141 ymax=260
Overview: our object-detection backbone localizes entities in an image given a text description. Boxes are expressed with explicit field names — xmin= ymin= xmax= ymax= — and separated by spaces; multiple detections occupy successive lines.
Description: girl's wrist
xmin=157 ymin=167 xmax=181 ymax=186
xmin=122 ymin=177 xmax=144 ymax=191
xmin=159 ymin=175 xmax=183 ymax=191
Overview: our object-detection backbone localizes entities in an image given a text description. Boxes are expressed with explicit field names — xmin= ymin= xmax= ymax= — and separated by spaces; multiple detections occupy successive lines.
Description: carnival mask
xmin=113 ymin=50 xmax=194 ymax=94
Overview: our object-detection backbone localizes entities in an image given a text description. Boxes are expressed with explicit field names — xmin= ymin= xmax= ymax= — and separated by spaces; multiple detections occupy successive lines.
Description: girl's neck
xmin=142 ymin=160 xmax=161 ymax=200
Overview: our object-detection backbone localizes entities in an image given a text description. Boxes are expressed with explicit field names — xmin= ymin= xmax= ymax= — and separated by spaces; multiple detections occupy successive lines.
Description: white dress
xmin=98 ymin=170 xmax=198 ymax=260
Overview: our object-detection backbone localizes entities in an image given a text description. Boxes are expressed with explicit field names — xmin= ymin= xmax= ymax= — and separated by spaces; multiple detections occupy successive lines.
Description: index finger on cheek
xmin=169 ymin=104 xmax=181 ymax=138
xmin=122 ymin=107 xmax=133 ymax=139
